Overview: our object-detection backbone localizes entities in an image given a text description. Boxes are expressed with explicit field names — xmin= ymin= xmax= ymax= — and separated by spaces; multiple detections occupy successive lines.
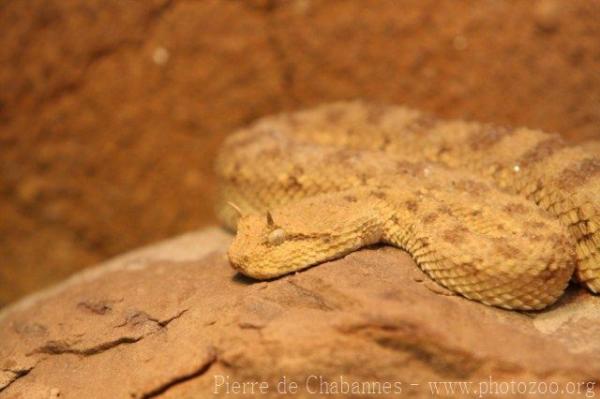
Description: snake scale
xmin=215 ymin=101 xmax=599 ymax=310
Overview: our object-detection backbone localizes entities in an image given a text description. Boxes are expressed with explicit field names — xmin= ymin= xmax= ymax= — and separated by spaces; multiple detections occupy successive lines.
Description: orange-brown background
xmin=1 ymin=0 xmax=599 ymax=306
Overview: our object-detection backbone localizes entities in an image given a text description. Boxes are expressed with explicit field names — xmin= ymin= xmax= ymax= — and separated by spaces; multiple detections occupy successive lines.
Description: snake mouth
xmin=228 ymin=252 xmax=272 ymax=280
xmin=227 ymin=240 xmax=316 ymax=280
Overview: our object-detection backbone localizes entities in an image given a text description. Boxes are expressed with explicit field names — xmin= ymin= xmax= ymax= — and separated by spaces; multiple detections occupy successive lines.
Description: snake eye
xmin=268 ymin=228 xmax=286 ymax=245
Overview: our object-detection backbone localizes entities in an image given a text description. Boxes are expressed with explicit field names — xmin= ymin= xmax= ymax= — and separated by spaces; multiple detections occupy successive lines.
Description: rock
xmin=1 ymin=228 xmax=600 ymax=398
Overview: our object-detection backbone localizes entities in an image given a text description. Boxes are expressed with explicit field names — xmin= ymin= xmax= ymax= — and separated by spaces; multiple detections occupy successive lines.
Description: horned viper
xmin=215 ymin=101 xmax=599 ymax=310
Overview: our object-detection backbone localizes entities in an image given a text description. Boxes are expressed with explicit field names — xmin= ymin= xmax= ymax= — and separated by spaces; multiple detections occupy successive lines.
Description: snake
xmin=215 ymin=101 xmax=599 ymax=310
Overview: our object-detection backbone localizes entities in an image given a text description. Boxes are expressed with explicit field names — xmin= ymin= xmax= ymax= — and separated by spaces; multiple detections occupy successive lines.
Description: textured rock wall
xmin=1 ymin=0 xmax=600 ymax=304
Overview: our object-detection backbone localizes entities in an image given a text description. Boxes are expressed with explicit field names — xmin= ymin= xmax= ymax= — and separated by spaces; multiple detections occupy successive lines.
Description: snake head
xmin=228 ymin=211 xmax=297 ymax=279
xmin=228 ymin=192 xmax=382 ymax=280
xmin=228 ymin=207 xmax=340 ymax=280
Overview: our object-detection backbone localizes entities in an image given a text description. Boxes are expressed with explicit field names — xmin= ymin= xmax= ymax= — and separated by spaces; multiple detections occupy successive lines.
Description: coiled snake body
xmin=215 ymin=102 xmax=599 ymax=310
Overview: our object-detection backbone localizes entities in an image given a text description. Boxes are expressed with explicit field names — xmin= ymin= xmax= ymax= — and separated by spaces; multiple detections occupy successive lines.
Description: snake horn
xmin=227 ymin=201 xmax=244 ymax=218
xmin=266 ymin=211 xmax=274 ymax=226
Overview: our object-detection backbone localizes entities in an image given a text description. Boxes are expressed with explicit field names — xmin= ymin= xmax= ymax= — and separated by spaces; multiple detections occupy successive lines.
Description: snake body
xmin=215 ymin=102 xmax=599 ymax=310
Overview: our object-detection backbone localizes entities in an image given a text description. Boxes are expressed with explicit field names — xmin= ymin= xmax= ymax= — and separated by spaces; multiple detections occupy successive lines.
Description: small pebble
xmin=534 ymin=0 xmax=562 ymax=32
xmin=152 ymin=46 xmax=170 ymax=65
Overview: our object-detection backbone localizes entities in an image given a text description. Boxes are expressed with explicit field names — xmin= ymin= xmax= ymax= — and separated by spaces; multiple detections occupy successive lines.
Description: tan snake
xmin=215 ymin=101 xmax=599 ymax=310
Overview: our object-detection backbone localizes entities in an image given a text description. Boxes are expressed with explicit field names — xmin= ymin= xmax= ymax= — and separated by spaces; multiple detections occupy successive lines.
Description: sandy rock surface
xmin=1 ymin=228 xmax=600 ymax=398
